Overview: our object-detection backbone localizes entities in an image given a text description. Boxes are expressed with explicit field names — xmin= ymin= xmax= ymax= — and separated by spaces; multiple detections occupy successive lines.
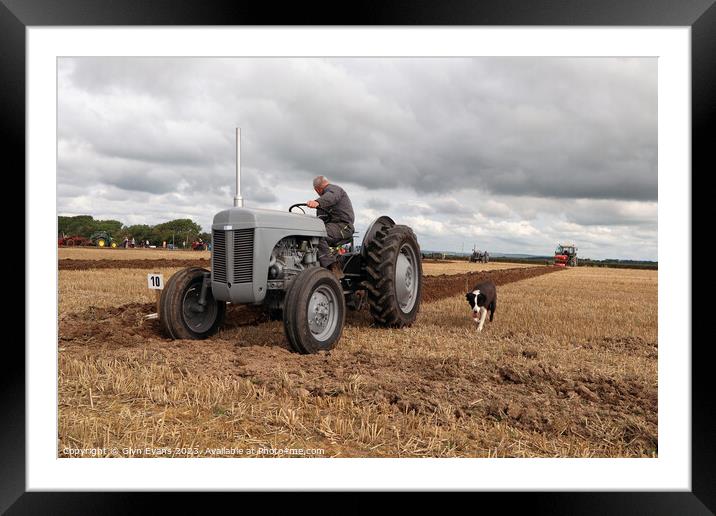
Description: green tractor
xmin=90 ymin=231 xmax=116 ymax=248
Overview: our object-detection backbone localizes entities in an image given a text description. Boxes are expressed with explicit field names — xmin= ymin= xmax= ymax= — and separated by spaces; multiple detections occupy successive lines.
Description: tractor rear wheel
xmin=160 ymin=267 xmax=226 ymax=339
xmin=364 ymin=224 xmax=422 ymax=327
xmin=283 ymin=267 xmax=345 ymax=354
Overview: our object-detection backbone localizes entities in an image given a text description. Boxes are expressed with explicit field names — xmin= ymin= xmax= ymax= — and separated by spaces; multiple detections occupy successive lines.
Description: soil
xmin=422 ymin=266 xmax=559 ymax=303
xmin=59 ymin=258 xmax=210 ymax=270
xmin=59 ymin=266 xmax=560 ymax=344
xmin=58 ymin=299 xmax=657 ymax=454
xmin=58 ymin=263 xmax=656 ymax=456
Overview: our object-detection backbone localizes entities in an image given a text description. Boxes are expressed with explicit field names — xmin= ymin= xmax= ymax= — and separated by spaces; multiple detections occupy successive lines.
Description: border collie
xmin=465 ymin=280 xmax=497 ymax=332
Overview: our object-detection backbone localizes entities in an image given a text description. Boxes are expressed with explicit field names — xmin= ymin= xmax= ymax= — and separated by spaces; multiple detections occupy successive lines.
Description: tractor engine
xmin=263 ymin=237 xmax=320 ymax=316
xmin=267 ymin=237 xmax=320 ymax=289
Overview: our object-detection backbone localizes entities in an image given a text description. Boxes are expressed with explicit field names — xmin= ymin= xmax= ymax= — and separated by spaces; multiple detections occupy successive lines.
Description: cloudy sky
xmin=58 ymin=57 xmax=657 ymax=260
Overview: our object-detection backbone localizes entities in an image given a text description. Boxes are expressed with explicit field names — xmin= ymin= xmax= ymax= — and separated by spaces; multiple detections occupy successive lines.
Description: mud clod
xmin=497 ymin=366 xmax=525 ymax=384
xmin=576 ymin=384 xmax=600 ymax=402
xmin=295 ymin=388 xmax=311 ymax=398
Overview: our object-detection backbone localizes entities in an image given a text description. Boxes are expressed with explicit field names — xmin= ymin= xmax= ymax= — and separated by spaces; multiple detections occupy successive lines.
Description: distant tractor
xmin=58 ymin=235 xmax=90 ymax=247
xmin=469 ymin=247 xmax=489 ymax=263
xmin=554 ymin=243 xmax=578 ymax=267
xmin=90 ymin=231 xmax=117 ymax=248
xmin=191 ymin=239 xmax=209 ymax=251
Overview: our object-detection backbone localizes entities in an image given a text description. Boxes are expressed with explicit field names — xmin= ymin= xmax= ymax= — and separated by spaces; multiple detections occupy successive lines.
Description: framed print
xmin=6 ymin=0 xmax=712 ymax=512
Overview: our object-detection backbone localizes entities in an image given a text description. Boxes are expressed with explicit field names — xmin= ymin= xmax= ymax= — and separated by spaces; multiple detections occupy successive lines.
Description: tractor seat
xmin=333 ymin=231 xmax=359 ymax=248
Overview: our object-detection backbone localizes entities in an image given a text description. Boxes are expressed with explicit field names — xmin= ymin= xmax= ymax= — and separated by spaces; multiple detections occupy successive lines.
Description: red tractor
xmin=191 ymin=240 xmax=208 ymax=251
xmin=58 ymin=235 xmax=90 ymax=247
xmin=554 ymin=243 xmax=578 ymax=267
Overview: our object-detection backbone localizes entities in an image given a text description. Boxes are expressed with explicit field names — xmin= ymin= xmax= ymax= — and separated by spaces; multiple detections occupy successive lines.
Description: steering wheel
xmin=289 ymin=203 xmax=329 ymax=221
xmin=289 ymin=203 xmax=308 ymax=214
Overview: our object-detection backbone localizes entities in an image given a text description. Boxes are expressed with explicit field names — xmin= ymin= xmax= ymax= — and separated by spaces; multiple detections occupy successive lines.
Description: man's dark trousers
xmin=318 ymin=222 xmax=354 ymax=267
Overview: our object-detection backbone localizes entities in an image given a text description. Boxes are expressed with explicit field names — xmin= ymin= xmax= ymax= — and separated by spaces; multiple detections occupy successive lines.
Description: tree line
xmin=58 ymin=215 xmax=211 ymax=247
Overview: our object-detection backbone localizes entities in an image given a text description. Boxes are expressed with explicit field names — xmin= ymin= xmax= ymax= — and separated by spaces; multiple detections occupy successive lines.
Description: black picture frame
xmin=6 ymin=0 xmax=710 ymax=513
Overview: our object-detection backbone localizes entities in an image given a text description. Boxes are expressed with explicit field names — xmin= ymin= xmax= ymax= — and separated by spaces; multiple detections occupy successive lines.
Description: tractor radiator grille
xmin=232 ymin=228 xmax=254 ymax=283
xmin=212 ymin=230 xmax=227 ymax=283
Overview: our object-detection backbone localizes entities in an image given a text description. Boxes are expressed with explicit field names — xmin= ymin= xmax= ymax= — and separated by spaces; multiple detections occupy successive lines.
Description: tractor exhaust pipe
xmin=234 ymin=127 xmax=244 ymax=207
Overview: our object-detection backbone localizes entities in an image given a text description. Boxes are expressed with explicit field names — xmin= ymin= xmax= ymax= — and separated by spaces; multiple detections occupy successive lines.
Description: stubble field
xmin=57 ymin=251 xmax=657 ymax=458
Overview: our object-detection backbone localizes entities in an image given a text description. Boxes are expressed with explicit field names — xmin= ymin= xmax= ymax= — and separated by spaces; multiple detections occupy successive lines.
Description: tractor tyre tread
xmin=282 ymin=267 xmax=346 ymax=354
xmin=364 ymin=224 xmax=422 ymax=327
xmin=159 ymin=267 xmax=226 ymax=340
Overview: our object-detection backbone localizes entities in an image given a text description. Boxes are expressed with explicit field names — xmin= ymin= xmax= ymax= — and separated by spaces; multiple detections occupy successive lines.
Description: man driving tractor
xmin=306 ymin=175 xmax=355 ymax=279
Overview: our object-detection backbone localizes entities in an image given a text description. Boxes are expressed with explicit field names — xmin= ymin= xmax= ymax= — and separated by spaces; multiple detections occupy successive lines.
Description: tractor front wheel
xmin=283 ymin=267 xmax=345 ymax=354
xmin=159 ymin=267 xmax=226 ymax=339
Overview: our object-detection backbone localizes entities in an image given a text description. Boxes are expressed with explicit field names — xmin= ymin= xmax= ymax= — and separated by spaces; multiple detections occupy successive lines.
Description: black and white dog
xmin=465 ymin=280 xmax=497 ymax=332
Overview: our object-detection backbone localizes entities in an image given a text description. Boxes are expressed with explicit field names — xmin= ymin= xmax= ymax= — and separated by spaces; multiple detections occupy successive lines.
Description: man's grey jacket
xmin=315 ymin=184 xmax=355 ymax=227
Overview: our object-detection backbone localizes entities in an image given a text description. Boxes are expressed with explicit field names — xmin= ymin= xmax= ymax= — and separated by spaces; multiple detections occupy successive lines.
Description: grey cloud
xmin=60 ymin=57 xmax=656 ymax=202
xmin=398 ymin=200 xmax=435 ymax=215
xmin=366 ymin=198 xmax=391 ymax=210
xmin=566 ymin=200 xmax=657 ymax=227
xmin=431 ymin=197 xmax=474 ymax=215
xmin=110 ymin=171 xmax=179 ymax=195
xmin=479 ymin=200 xmax=513 ymax=219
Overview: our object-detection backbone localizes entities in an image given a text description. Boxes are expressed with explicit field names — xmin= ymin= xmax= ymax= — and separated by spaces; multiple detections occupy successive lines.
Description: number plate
xmin=147 ymin=273 xmax=164 ymax=290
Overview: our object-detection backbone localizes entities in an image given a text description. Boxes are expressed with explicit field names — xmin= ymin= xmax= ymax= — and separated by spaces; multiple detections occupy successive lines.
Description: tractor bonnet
xmin=213 ymin=207 xmax=327 ymax=234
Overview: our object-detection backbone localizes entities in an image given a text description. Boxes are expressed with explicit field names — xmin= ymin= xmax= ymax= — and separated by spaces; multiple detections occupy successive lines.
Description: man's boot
xmin=328 ymin=262 xmax=345 ymax=280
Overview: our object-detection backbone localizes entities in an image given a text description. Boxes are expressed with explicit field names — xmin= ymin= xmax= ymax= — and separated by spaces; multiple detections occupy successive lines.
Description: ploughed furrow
xmin=421 ymin=266 xmax=561 ymax=303
xmin=59 ymin=259 xmax=210 ymax=270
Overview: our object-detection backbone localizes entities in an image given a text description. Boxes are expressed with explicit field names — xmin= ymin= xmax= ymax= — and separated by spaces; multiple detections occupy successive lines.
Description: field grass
xmin=59 ymin=267 xmax=187 ymax=314
xmin=58 ymin=265 xmax=657 ymax=458
xmin=58 ymin=260 xmax=539 ymax=313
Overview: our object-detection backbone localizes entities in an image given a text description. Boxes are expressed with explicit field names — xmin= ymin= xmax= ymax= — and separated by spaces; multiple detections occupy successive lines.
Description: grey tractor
xmin=159 ymin=204 xmax=422 ymax=354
